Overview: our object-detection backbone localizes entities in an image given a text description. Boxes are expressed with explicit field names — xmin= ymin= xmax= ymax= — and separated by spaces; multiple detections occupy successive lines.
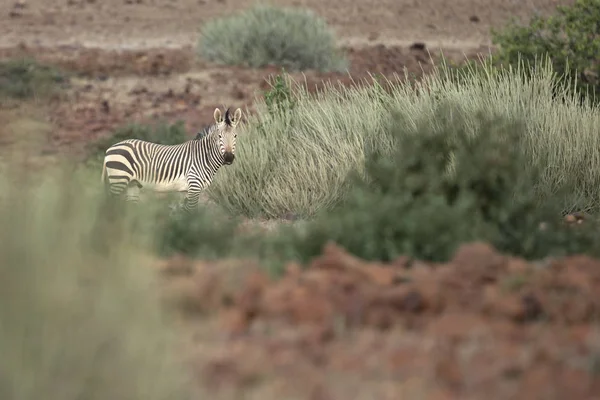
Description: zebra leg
xmin=182 ymin=189 xmax=202 ymax=213
xmin=125 ymin=180 xmax=142 ymax=203
xmin=101 ymin=174 xmax=129 ymax=221
xmin=107 ymin=178 xmax=128 ymax=199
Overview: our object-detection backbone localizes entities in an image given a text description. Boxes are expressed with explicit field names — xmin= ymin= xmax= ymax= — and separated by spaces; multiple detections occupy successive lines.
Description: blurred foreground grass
xmin=0 ymin=156 xmax=196 ymax=400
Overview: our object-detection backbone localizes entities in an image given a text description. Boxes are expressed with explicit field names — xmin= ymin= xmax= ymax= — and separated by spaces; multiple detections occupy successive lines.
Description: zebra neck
xmin=194 ymin=134 xmax=224 ymax=172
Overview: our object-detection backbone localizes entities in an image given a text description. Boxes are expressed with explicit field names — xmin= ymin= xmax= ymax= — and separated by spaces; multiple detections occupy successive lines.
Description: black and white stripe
xmin=100 ymin=107 xmax=242 ymax=213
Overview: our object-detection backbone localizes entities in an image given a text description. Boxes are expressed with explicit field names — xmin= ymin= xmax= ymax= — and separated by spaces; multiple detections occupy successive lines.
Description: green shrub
xmin=264 ymin=102 xmax=600 ymax=267
xmin=491 ymin=0 xmax=600 ymax=103
xmin=198 ymin=4 xmax=348 ymax=72
xmin=151 ymin=201 xmax=244 ymax=259
xmin=207 ymin=58 xmax=600 ymax=219
xmin=0 ymin=161 xmax=194 ymax=400
xmin=0 ymin=58 xmax=68 ymax=100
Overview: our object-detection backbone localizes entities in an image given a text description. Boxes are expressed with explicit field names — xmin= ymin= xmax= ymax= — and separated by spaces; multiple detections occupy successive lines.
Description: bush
xmin=207 ymin=58 xmax=600 ymax=219
xmin=0 ymin=58 xmax=68 ymax=100
xmin=198 ymin=4 xmax=348 ymax=72
xmin=264 ymin=102 xmax=600 ymax=267
xmin=151 ymin=201 xmax=245 ymax=259
xmin=491 ymin=0 xmax=600 ymax=104
xmin=0 ymin=161 xmax=194 ymax=400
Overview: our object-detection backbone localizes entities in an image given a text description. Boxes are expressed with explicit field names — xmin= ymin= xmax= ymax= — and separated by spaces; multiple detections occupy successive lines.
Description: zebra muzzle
xmin=223 ymin=152 xmax=235 ymax=164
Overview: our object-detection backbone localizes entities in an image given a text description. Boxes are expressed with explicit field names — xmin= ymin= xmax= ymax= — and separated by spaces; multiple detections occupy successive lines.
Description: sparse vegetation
xmin=0 ymin=58 xmax=68 ymax=100
xmin=197 ymin=4 xmax=348 ymax=72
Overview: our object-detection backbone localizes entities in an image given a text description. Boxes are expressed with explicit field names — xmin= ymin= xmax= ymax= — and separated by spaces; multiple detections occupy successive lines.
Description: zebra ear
xmin=231 ymin=108 xmax=242 ymax=127
xmin=214 ymin=108 xmax=223 ymax=123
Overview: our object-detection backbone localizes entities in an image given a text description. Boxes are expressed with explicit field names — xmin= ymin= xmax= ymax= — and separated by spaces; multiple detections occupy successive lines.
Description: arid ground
xmin=4 ymin=0 xmax=598 ymax=399
xmin=0 ymin=0 xmax=574 ymax=155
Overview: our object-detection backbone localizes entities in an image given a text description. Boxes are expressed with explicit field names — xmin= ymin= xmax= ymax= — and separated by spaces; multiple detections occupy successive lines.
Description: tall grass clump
xmin=207 ymin=56 xmax=600 ymax=219
xmin=206 ymin=73 xmax=398 ymax=218
xmin=198 ymin=4 xmax=347 ymax=72
xmin=0 ymin=159 xmax=195 ymax=400
xmin=0 ymin=58 xmax=68 ymax=100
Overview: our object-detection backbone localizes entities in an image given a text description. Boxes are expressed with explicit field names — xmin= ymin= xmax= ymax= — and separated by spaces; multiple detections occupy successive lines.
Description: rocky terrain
xmin=160 ymin=242 xmax=600 ymax=399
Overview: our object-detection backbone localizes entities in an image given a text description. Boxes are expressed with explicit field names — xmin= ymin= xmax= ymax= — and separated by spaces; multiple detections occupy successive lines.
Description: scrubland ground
xmin=3 ymin=0 xmax=600 ymax=399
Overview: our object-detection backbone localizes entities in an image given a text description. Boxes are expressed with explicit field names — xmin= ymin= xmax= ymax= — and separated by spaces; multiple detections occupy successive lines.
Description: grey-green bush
xmin=198 ymin=4 xmax=348 ymax=72
xmin=0 ymin=58 xmax=68 ymax=100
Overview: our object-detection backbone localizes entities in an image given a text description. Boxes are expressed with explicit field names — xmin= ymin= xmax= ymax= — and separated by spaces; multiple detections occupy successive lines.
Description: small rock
xmin=520 ymin=293 xmax=543 ymax=321
xmin=282 ymin=211 xmax=297 ymax=221
xmin=368 ymin=31 xmax=380 ymax=41
xmin=101 ymin=99 xmax=110 ymax=113
xmin=409 ymin=42 xmax=426 ymax=51
xmin=285 ymin=262 xmax=302 ymax=278
xmin=174 ymin=100 xmax=188 ymax=111
xmin=219 ymin=309 xmax=250 ymax=336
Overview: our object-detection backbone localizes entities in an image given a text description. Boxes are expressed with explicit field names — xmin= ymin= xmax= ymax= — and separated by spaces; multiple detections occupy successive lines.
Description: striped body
xmin=101 ymin=107 xmax=242 ymax=213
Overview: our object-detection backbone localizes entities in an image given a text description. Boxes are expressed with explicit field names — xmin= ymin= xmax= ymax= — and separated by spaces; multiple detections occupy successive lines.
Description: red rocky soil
xmin=160 ymin=242 xmax=600 ymax=400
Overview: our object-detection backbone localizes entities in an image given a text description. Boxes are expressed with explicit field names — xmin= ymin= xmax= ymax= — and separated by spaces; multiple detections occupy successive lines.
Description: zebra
xmin=100 ymin=107 xmax=243 ymax=213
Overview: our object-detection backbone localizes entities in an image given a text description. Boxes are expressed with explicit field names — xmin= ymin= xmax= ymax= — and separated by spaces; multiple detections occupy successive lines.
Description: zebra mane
xmin=194 ymin=124 xmax=217 ymax=140
xmin=224 ymin=108 xmax=232 ymax=126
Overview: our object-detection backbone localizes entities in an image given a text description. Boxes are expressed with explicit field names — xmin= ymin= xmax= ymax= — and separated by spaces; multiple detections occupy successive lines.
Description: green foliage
xmin=263 ymin=71 xmax=297 ymax=120
xmin=151 ymin=201 xmax=244 ymax=259
xmin=198 ymin=3 xmax=348 ymax=72
xmin=266 ymin=103 xmax=600 ymax=266
xmin=0 ymin=161 xmax=194 ymax=400
xmin=491 ymin=0 xmax=600 ymax=103
xmin=0 ymin=58 xmax=68 ymax=100
xmin=255 ymin=71 xmax=298 ymax=139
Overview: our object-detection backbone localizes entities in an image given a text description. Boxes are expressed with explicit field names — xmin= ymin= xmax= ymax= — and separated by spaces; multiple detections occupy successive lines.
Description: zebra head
xmin=213 ymin=107 xmax=242 ymax=165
